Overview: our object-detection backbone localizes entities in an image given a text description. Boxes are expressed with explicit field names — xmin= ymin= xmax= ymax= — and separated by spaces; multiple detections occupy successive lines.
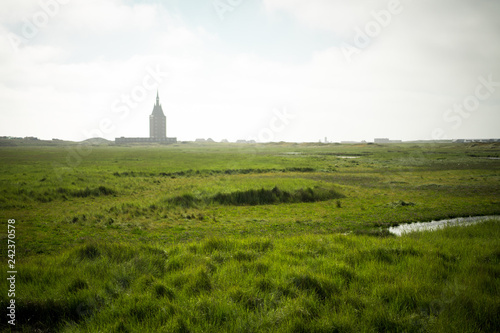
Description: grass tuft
xmin=68 ymin=278 xmax=88 ymax=293
xmin=289 ymin=274 xmax=337 ymax=300
xmin=77 ymin=244 xmax=101 ymax=260
xmin=154 ymin=284 xmax=175 ymax=300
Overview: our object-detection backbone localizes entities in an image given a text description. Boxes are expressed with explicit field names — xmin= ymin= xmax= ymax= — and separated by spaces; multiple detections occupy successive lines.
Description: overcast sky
xmin=1 ymin=0 xmax=499 ymax=142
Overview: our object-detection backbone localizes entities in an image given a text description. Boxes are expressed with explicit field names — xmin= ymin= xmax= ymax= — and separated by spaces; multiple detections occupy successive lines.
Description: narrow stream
xmin=388 ymin=215 xmax=500 ymax=236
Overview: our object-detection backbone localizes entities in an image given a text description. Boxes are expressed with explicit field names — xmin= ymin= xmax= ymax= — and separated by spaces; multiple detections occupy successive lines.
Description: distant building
xmin=374 ymin=138 xmax=402 ymax=143
xmin=452 ymin=139 xmax=500 ymax=143
xmin=374 ymin=138 xmax=390 ymax=143
xmin=150 ymin=91 xmax=167 ymax=140
xmin=236 ymin=140 xmax=256 ymax=144
xmin=116 ymin=91 xmax=176 ymax=144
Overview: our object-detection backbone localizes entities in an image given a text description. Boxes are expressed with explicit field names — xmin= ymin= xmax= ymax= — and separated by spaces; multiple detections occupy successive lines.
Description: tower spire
xmin=156 ymin=90 xmax=159 ymax=106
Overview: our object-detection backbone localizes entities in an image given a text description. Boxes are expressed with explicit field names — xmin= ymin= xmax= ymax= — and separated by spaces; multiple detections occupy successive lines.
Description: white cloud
xmin=0 ymin=0 xmax=499 ymax=142
xmin=263 ymin=0 xmax=392 ymax=37
xmin=59 ymin=0 xmax=158 ymax=33
xmin=0 ymin=0 xmax=40 ymax=25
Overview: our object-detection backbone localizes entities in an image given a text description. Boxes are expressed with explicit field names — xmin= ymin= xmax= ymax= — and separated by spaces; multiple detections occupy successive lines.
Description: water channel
xmin=388 ymin=215 xmax=500 ymax=236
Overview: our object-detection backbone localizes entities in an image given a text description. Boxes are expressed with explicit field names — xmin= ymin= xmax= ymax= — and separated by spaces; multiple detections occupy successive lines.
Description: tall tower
xmin=150 ymin=90 xmax=166 ymax=140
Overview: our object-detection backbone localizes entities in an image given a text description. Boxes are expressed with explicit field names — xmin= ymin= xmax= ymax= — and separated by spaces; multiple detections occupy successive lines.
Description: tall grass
xmin=12 ymin=185 xmax=116 ymax=203
xmin=2 ymin=221 xmax=498 ymax=332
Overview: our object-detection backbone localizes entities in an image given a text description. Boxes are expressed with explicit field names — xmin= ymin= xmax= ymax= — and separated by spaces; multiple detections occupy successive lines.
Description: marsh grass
xmin=1 ymin=143 xmax=499 ymax=331
xmin=114 ymin=167 xmax=316 ymax=178
xmin=1 ymin=221 xmax=498 ymax=332
xmin=10 ymin=185 xmax=116 ymax=203
xmin=1 ymin=143 xmax=499 ymax=255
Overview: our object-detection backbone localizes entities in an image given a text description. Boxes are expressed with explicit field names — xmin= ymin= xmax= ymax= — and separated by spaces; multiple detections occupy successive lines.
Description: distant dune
xmin=81 ymin=137 xmax=113 ymax=145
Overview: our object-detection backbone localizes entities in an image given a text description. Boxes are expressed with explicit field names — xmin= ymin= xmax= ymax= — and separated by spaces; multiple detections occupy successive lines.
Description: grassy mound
xmin=166 ymin=186 xmax=344 ymax=207
xmin=212 ymin=186 xmax=344 ymax=206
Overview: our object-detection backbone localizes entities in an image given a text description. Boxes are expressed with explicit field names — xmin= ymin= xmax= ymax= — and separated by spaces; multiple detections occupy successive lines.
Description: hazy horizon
xmin=1 ymin=0 xmax=499 ymax=143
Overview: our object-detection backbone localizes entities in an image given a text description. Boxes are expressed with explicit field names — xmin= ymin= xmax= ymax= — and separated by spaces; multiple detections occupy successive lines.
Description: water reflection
xmin=388 ymin=216 xmax=500 ymax=236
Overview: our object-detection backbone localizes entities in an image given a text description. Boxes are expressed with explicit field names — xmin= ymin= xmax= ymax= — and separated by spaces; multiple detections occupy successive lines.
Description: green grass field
xmin=0 ymin=142 xmax=499 ymax=332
